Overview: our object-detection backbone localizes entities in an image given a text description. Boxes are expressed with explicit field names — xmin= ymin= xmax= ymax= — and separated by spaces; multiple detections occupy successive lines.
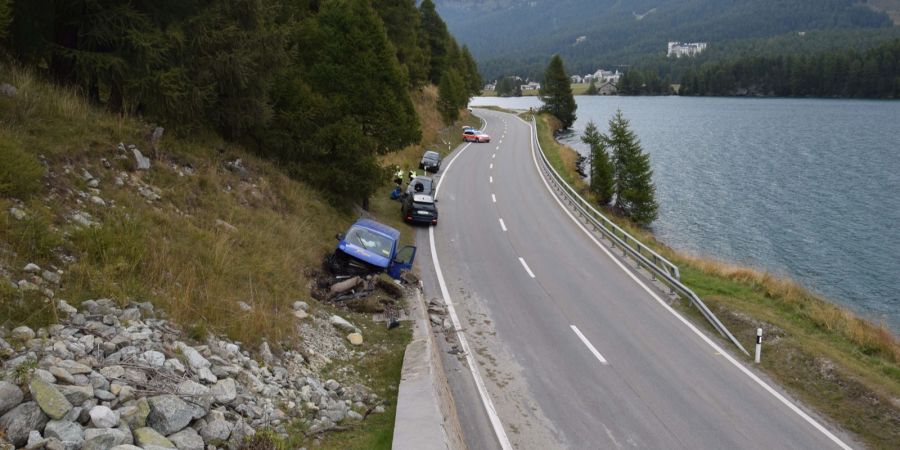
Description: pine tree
xmin=585 ymin=80 xmax=598 ymax=95
xmin=607 ymin=110 xmax=657 ymax=226
xmin=539 ymin=54 xmax=577 ymax=129
xmin=581 ymin=120 xmax=614 ymax=205
xmin=461 ymin=45 xmax=483 ymax=96
xmin=0 ymin=0 xmax=11 ymax=39
xmin=419 ymin=0 xmax=451 ymax=85
xmin=438 ymin=69 xmax=466 ymax=123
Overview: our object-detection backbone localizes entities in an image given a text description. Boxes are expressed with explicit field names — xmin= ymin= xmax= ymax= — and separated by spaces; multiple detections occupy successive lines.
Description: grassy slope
xmin=0 ymin=66 xmax=478 ymax=449
xmin=531 ymin=112 xmax=900 ymax=449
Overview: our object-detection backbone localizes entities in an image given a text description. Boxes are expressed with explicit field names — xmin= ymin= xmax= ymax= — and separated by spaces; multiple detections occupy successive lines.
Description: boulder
xmin=0 ymin=402 xmax=50 ymax=447
xmin=49 ymin=367 xmax=74 ymax=385
xmin=175 ymin=342 xmax=210 ymax=371
xmin=23 ymin=263 xmax=41 ymax=273
xmin=26 ymin=430 xmax=47 ymax=449
xmin=57 ymin=360 xmax=92 ymax=375
xmin=29 ymin=378 xmax=73 ymax=420
xmin=119 ymin=397 xmax=150 ymax=429
xmin=10 ymin=325 xmax=35 ymax=341
xmin=329 ymin=315 xmax=359 ymax=334
xmin=210 ymin=378 xmax=237 ymax=404
xmin=57 ymin=384 xmax=94 ymax=405
xmin=89 ymin=405 xmax=118 ymax=428
xmin=44 ymin=420 xmax=85 ymax=450
xmin=347 ymin=333 xmax=363 ymax=345
xmin=82 ymin=427 xmax=132 ymax=450
xmin=133 ymin=427 xmax=175 ymax=448
xmin=147 ymin=395 xmax=193 ymax=435
xmin=199 ymin=411 xmax=232 ymax=444
xmin=292 ymin=301 xmax=309 ymax=311
xmin=167 ymin=427 xmax=204 ymax=450
xmin=0 ymin=381 xmax=24 ymax=415
xmin=42 ymin=271 xmax=62 ymax=285
xmin=141 ymin=350 xmax=166 ymax=368
xmin=132 ymin=149 xmax=151 ymax=170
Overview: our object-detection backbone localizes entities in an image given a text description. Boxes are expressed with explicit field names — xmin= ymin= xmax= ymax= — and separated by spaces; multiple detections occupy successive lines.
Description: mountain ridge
xmin=435 ymin=0 xmax=896 ymax=79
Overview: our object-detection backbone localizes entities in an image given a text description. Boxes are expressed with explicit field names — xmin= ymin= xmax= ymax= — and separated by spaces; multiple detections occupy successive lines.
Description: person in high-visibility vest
xmin=408 ymin=170 xmax=416 ymax=183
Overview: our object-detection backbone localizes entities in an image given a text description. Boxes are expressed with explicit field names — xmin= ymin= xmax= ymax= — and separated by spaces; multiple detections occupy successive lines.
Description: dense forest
xmin=435 ymin=0 xmax=896 ymax=80
xmin=678 ymin=38 xmax=900 ymax=97
xmin=0 ymin=0 xmax=480 ymax=204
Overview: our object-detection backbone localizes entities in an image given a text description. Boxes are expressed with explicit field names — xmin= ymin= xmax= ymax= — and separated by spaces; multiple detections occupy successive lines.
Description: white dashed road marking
xmin=492 ymin=194 xmax=496 ymax=203
xmin=499 ymin=218 xmax=507 ymax=232
xmin=518 ymin=257 xmax=535 ymax=278
xmin=571 ymin=325 xmax=609 ymax=365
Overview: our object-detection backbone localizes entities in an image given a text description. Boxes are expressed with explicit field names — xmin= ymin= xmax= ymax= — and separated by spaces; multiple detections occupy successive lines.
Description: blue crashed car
xmin=327 ymin=219 xmax=416 ymax=279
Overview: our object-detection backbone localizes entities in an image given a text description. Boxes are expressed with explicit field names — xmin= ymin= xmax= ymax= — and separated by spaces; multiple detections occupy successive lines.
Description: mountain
xmin=435 ymin=0 xmax=896 ymax=80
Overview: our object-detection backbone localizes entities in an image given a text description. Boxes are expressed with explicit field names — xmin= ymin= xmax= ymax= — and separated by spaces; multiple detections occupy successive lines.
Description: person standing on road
xmin=408 ymin=169 xmax=416 ymax=183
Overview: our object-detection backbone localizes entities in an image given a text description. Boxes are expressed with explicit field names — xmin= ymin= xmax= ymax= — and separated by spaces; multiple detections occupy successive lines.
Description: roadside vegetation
xmin=530 ymin=112 xmax=900 ymax=449
xmin=1 ymin=0 xmax=480 ymax=448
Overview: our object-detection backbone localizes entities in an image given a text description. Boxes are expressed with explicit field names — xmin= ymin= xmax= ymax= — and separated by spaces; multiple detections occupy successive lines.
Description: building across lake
xmin=668 ymin=41 xmax=708 ymax=57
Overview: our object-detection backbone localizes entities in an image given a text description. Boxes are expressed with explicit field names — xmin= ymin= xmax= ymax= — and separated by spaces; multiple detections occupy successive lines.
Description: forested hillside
xmin=678 ymin=38 xmax=900 ymax=97
xmin=2 ymin=0 xmax=480 ymax=205
xmin=435 ymin=0 xmax=895 ymax=80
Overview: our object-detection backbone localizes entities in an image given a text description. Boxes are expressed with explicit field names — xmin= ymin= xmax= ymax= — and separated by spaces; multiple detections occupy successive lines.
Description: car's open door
xmin=388 ymin=245 xmax=416 ymax=279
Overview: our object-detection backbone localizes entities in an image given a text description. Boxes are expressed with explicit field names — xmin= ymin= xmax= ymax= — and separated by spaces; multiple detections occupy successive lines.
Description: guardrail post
xmin=755 ymin=328 xmax=763 ymax=363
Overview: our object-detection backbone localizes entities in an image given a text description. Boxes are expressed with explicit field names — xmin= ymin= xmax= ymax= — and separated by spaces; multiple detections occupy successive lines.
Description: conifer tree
xmin=419 ymin=0 xmax=451 ymax=85
xmin=607 ymin=110 xmax=657 ymax=226
xmin=581 ymin=120 xmax=614 ymax=205
xmin=438 ymin=69 xmax=466 ymax=123
xmin=539 ymin=54 xmax=577 ymax=129
xmin=585 ymin=80 xmax=598 ymax=95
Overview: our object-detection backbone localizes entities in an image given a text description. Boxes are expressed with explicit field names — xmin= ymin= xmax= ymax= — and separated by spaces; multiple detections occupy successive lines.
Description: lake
xmin=470 ymin=95 xmax=900 ymax=333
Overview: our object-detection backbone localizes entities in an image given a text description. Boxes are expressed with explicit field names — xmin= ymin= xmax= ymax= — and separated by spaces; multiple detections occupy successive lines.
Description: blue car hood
xmin=338 ymin=241 xmax=391 ymax=269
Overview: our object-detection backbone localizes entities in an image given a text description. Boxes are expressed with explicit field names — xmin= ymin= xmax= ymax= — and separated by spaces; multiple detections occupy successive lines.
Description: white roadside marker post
xmin=755 ymin=328 xmax=763 ymax=364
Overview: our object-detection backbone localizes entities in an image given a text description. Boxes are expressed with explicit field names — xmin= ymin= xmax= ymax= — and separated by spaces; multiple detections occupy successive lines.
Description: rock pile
xmin=0 ymin=299 xmax=383 ymax=449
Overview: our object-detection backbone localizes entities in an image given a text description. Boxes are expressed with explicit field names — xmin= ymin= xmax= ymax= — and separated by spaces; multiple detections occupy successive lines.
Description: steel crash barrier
xmin=528 ymin=116 xmax=749 ymax=356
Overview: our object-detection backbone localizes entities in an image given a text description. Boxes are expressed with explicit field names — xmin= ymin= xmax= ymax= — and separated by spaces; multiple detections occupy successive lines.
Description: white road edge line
xmin=492 ymin=194 xmax=497 ymax=203
xmin=499 ymin=218 xmax=507 ymax=232
xmin=518 ymin=257 xmax=535 ymax=278
xmin=514 ymin=114 xmax=853 ymax=450
xmin=431 ymin=138 xmax=514 ymax=450
xmin=570 ymin=325 xmax=609 ymax=365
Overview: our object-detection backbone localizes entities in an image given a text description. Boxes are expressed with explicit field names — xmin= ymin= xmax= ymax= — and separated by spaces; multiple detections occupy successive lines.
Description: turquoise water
xmin=470 ymin=96 xmax=900 ymax=332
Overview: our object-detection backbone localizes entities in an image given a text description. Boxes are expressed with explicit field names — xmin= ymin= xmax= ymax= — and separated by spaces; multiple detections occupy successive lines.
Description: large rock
xmin=132 ymin=149 xmax=151 ymax=170
xmin=133 ymin=427 xmax=175 ymax=448
xmin=175 ymin=342 xmax=210 ymax=371
xmin=119 ymin=397 xmax=150 ymax=429
xmin=89 ymin=405 xmax=118 ymax=428
xmin=347 ymin=333 xmax=363 ymax=345
xmin=329 ymin=315 xmax=359 ymax=334
xmin=147 ymin=395 xmax=193 ymax=435
xmin=0 ymin=402 xmax=50 ymax=447
xmin=83 ymin=428 xmax=132 ymax=450
xmin=175 ymin=380 xmax=210 ymax=418
xmin=57 ymin=384 xmax=94 ymax=405
xmin=199 ymin=411 xmax=232 ymax=444
xmin=210 ymin=378 xmax=237 ymax=404
xmin=30 ymin=378 xmax=73 ymax=420
xmin=0 ymin=381 xmax=24 ymax=415
xmin=10 ymin=325 xmax=35 ymax=341
xmin=167 ymin=427 xmax=204 ymax=450
xmin=44 ymin=420 xmax=85 ymax=450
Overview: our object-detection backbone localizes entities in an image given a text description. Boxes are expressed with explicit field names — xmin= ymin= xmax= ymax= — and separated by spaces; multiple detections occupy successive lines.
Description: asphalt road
xmin=414 ymin=109 xmax=858 ymax=450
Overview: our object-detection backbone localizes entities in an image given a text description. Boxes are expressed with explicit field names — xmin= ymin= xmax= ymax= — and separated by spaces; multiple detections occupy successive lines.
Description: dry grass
xmin=680 ymin=254 xmax=900 ymax=363
xmin=0 ymin=63 xmax=352 ymax=347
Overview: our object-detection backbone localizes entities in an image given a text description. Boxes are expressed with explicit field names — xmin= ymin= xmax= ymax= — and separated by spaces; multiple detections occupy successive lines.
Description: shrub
xmin=0 ymin=137 xmax=43 ymax=199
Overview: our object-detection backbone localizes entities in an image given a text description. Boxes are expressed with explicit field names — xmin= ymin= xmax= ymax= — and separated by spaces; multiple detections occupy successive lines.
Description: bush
xmin=0 ymin=138 xmax=43 ymax=199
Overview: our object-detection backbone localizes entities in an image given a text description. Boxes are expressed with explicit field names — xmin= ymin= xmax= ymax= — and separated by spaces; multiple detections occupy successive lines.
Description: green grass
xmin=533 ymin=112 xmax=900 ymax=449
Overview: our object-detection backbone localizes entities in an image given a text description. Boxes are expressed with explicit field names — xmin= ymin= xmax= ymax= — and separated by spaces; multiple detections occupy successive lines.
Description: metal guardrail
xmin=529 ymin=116 xmax=750 ymax=356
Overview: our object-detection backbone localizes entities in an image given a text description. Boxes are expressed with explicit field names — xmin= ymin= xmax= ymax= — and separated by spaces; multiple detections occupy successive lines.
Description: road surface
xmin=413 ymin=109 xmax=857 ymax=449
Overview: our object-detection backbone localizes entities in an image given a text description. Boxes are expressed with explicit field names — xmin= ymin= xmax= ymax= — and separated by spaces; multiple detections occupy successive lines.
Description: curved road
xmin=414 ymin=109 xmax=857 ymax=449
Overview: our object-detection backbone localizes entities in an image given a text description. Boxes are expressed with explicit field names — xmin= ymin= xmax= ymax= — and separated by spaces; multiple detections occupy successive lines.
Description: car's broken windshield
xmin=347 ymin=226 xmax=392 ymax=257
